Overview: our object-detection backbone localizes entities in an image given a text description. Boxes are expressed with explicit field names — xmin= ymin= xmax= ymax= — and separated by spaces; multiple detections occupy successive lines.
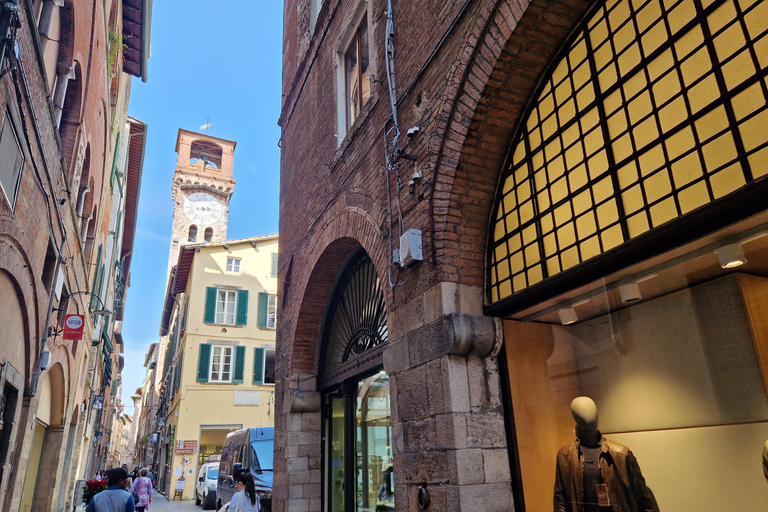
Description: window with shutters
xmin=267 ymin=295 xmax=277 ymax=329
xmin=205 ymin=287 xmax=248 ymax=326
xmin=198 ymin=343 xmax=246 ymax=384
xmin=216 ymin=290 xmax=237 ymax=324
xmin=252 ymin=347 xmax=276 ymax=385
xmin=270 ymin=253 xmax=278 ymax=278
xmin=210 ymin=345 xmax=233 ymax=383
xmin=257 ymin=293 xmax=277 ymax=330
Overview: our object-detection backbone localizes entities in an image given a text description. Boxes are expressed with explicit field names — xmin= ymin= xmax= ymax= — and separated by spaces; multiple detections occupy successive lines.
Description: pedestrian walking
xmin=129 ymin=468 xmax=153 ymax=512
xmin=86 ymin=468 xmax=135 ymax=512
xmin=229 ymin=473 xmax=260 ymax=512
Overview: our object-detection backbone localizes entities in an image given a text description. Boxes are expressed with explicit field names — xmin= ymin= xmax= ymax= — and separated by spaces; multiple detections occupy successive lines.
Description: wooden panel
xmin=503 ymin=320 xmax=581 ymax=511
xmin=737 ymin=274 xmax=768 ymax=399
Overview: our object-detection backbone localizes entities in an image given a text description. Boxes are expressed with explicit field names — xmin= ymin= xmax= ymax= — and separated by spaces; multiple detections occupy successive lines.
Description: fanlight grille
xmin=321 ymin=252 xmax=388 ymax=375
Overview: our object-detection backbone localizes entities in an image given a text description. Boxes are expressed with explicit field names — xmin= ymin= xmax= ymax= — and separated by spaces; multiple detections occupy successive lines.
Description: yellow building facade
xmin=158 ymin=235 xmax=278 ymax=500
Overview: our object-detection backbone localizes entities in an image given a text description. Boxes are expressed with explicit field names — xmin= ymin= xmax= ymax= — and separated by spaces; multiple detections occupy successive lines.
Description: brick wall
xmin=277 ymin=1 xmax=592 ymax=510
xmin=0 ymin=0 xmax=130 ymax=510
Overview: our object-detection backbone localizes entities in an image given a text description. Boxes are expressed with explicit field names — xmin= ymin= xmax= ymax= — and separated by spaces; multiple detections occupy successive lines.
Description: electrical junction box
xmin=399 ymin=229 xmax=423 ymax=268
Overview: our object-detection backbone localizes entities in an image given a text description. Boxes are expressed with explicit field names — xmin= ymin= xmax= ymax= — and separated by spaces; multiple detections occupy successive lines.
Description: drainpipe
xmin=76 ymin=185 xmax=90 ymax=217
xmin=52 ymin=62 xmax=75 ymax=128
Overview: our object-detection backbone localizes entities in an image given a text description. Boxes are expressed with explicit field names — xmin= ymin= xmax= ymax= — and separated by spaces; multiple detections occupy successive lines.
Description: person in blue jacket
xmin=87 ymin=468 xmax=135 ymax=512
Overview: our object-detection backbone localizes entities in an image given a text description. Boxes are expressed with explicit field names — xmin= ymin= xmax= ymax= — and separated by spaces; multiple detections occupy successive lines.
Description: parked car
xmin=217 ymin=427 xmax=274 ymax=512
xmin=195 ymin=461 xmax=219 ymax=509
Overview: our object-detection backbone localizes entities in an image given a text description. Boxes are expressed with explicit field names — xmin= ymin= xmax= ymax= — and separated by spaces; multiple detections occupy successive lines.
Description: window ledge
xmin=204 ymin=322 xmax=245 ymax=328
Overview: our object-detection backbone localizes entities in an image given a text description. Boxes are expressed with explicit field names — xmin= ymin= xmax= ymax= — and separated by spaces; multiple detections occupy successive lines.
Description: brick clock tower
xmin=167 ymin=129 xmax=237 ymax=275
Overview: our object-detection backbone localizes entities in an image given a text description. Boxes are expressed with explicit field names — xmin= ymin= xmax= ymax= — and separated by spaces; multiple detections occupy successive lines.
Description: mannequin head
xmin=571 ymin=396 xmax=600 ymax=446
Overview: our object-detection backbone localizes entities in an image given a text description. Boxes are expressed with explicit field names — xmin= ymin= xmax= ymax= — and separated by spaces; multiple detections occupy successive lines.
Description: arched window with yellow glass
xmin=488 ymin=0 xmax=768 ymax=309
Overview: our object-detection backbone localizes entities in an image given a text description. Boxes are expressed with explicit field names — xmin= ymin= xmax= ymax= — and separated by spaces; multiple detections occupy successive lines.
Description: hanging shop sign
xmin=150 ymin=432 xmax=159 ymax=443
xmin=175 ymin=440 xmax=198 ymax=454
xmin=93 ymin=395 xmax=104 ymax=409
xmin=63 ymin=314 xmax=85 ymax=340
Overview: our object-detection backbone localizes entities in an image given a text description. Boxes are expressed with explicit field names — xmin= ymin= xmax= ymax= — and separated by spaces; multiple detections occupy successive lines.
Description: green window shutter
xmin=175 ymin=350 xmax=184 ymax=391
xmin=181 ymin=298 xmax=189 ymax=331
xmin=271 ymin=253 xmax=278 ymax=278
xmin=197 ymin=344 xmax=211 ymax=382
xmin=111 ymin=133 xmax=121 ymax=193
xmin=204 ymin=287 xmax=217 ymax=323
xmin=257 ymin=292 xmax=268 ymax=329
xmin=252 ymin=347 xmax=265 ymax=385
xmin=233 ymin=346 xmax=246 ymax=383
xmin=90 ymin=246 xmax=103 ymax=310
xmin=236 ymin=290 xmax=249 ymax=326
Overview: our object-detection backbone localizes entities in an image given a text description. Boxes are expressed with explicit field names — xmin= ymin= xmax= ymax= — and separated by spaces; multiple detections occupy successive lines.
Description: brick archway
xmin=428 ymin=0 xmax=593 ymax=287
xmin=281 ymin=191 xmax=390 ymax=381
xmin=0 ymin=231 xmax=41 ymax=383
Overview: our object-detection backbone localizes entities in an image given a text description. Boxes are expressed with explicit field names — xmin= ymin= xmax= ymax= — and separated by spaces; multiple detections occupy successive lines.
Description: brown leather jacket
xmin=554 ymin=436 xmax=659 ymax=512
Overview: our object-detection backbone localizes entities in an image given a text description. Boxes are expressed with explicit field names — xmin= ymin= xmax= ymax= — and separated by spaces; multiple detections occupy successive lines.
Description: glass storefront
xmin=319 ymin=251 xmax=392 ymax=512
xmin=485 ymin=0 xmax=768 ymax=507
xmin=502 ymin=223 xmax=768 ymax=510
xmin=325 ymin=372 xmax=393 ymax=512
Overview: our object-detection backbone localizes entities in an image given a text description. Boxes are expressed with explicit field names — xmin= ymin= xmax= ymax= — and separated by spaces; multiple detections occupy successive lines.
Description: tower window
xmin=204 ymin=227 xmax=213 ymax=242
xmin=189 ymin=141 xmax=223 ymax=169
xmin=188 ymin=225 xmax=198 ymax=242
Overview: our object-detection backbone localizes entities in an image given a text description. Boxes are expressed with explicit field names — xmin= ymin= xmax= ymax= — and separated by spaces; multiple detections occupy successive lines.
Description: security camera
xmin=406 ymin=126 xmax=420 ymax=140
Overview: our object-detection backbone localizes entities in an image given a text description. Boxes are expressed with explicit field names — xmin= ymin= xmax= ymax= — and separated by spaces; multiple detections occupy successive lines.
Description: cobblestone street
xmin=145 ymin=489 xmax=199 ymax=512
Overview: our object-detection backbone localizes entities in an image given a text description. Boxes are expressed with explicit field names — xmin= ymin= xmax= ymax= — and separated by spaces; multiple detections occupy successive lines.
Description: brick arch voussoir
xmin=285 ymin=204 xmax=390 ymax=381
xmin=0 ymin=230 xmax=42 ymax=386
xmin=431 ymin=0 xmax=593 ymax=285
xmin=47 ymin=346 xmax=72 ymax=422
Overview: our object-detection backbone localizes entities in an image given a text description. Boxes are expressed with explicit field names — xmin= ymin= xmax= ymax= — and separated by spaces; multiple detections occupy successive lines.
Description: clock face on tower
xmin=183 ymin=192 xmax=223 ymax=225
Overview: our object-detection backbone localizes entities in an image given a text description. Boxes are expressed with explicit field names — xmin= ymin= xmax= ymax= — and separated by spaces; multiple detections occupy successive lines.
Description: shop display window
xmin=503 ymin=234 xmax=768 ymax=510
xmin=318 ymin=251 xmax=392 ymax=511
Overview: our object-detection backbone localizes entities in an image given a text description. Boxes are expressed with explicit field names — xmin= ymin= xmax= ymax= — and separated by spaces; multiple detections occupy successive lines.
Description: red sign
xmin=175 ymin=440 xmax=198 ymax=454
xmin=62 ymin=314 xmax=85 ymax=340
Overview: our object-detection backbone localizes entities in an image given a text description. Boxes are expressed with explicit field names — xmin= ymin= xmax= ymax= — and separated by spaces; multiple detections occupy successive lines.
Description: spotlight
xmin=618 ymin=283 xmax=641 ymax=303
xmin=715 ymin=243 xmax=747 ymax=269
xmin=558 ymin=307 xmax=578 ymax=325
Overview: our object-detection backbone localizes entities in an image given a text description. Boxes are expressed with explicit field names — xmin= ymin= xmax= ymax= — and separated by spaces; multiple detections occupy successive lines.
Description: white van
xmin=195 ymin=461 xmax=220 ymax=509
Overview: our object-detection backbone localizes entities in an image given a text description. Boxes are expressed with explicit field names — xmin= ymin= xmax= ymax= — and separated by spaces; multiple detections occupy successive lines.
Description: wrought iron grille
xmin=489 ymin=0 xmax=768 ymax=304
xmin=320 ymin=252 xmax=388 ymax=376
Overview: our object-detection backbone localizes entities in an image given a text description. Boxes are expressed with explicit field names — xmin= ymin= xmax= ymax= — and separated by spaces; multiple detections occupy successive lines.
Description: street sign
xmin=150 ymin=432 xmax=159 ymax=443
xmin=174 ymin=440 xmax=198 ymax=454
xmin=63 ymin=314 xmax=85 ymax=340
xmin=93 ymin=395 xmax=104 ymax=409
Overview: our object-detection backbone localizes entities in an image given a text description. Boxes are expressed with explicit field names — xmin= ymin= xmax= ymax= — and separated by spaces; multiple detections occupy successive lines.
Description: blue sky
xmin=120 ymin=2 xmax=283 ymax=410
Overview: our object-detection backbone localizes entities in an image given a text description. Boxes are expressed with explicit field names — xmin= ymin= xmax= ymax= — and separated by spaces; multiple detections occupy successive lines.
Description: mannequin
xmin=554 ymin=397 xmax=659 ymax=512
xmin=763 ymin=440 xmax=768 ymax=483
